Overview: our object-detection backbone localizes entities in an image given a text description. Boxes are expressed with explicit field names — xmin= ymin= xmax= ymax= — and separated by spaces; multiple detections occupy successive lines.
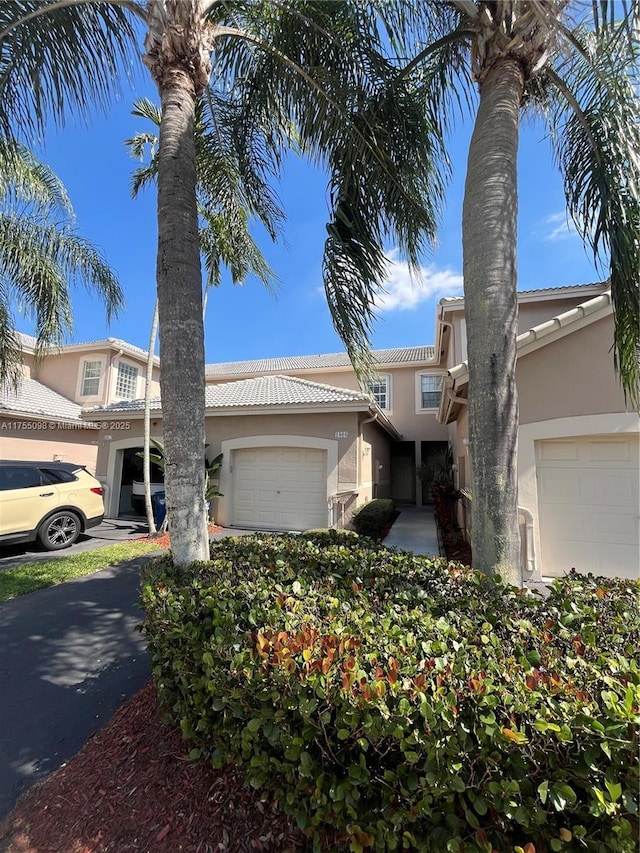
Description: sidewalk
xmin=383 ymin=506 xmax=440 ymax=557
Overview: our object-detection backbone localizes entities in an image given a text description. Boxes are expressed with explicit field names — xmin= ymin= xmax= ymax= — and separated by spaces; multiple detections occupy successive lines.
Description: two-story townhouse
xmin=4 ymin=280 xmax=637 ymax=584
xmin=435 ymin=282 xmax=639 ymax=584
xmin=87 ymin=344 xmax=451 ymax=528
xmin=0 ymin=334 xmax=160 ymax=512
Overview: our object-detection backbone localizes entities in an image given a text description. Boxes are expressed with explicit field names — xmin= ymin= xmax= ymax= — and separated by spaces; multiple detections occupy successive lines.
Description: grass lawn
xmin=0 ymin=540 xmax=162 ymax=601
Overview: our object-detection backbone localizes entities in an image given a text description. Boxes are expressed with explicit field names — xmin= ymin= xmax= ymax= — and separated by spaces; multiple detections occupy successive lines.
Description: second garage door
xmin=536 ymin=435 xmax=639 ymax=579
xmin=232 ymin=447 xmax=327 ymax=530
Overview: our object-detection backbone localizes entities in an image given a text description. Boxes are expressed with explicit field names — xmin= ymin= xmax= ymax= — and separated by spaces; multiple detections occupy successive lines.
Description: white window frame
xmin=114 ymin=361 xmax=139 ymax=400
xmin=367 ymin=374 xmax=391 ymax=411
xmin=77 ymin=358 xmax=105 ymax=399
xmin=416 ymin=372 xmax=444 ymax=412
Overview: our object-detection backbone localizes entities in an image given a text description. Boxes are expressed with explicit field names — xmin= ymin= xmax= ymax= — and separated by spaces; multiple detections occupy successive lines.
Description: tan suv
xmin=0 ymin=461 xmax=104 ymax=550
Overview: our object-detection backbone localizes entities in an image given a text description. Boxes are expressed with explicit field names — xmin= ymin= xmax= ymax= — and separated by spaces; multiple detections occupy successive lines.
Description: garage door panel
xmin=538 ymin=440 xmax=579 ymax=462
xmin=537 ymin=472 xmax=581 ymax=501
xmin=595 ymin=511 xmax=638 ymax=543
xmin=233 ymin=447 xmax=327 ymax=530
xmin=589 ymin=440 xmax=631 ymax=462
xmin=536 ymin=435 xmax=639 ymax=579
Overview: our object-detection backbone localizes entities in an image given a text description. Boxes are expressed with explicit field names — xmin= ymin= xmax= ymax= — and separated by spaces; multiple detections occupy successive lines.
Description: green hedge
xmin=141 ymin=536 xmax=639 ymax=852
xmin=351 ymin=498 xmax=396 ymax=539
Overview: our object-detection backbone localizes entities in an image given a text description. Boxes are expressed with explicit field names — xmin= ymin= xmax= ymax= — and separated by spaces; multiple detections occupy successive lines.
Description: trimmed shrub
xmin=351 ymin=498 xmax=396 ymax=539
xmin=300 ymin=528 xmax=360 ymax=546
xmin=142 ymin=536 xmax=639 ymax=853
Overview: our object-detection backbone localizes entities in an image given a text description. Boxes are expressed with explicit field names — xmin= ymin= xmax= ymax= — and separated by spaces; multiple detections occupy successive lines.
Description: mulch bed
xmin=0 ymin=683 xmax=312 ymax=853
xmin=143 ymin=524 xmax=223 ymax=552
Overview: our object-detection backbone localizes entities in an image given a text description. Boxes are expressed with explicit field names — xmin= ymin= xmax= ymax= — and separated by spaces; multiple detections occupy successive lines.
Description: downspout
xmin=518 ymin=505 xmax=537 ymax=578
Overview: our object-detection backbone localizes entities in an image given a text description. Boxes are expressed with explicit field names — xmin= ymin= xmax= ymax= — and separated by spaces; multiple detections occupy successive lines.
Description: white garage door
xmin=536 ymin=435 xmax=639 ymax=579
xmin=232 ymin=447 xmax=327 ymax=530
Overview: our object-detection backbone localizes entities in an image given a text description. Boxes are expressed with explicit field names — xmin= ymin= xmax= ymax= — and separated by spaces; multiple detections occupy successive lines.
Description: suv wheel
xmin=38 ymin=511 xmax=81 ymax=550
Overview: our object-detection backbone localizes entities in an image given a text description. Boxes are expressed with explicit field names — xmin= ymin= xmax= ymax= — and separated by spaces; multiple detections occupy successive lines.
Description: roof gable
xmin=438 ymin=291 xmax=614 ymax=423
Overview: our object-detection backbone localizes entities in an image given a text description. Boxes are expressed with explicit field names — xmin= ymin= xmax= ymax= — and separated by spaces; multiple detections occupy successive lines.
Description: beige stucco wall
xmin=0 ymin=418 xmax=99 ymax=473
xmin=360 ymin=416 xmax=392 ymax=500
xmin=33 ymin=349 xmax=111 ymax=405
xmin=517 ymin=316 xmax=630 ymax=424
xmin=206 ymin=412 xmax=359 ymax=479
xmin=31 ymin=349 xmax=160 ymax=407
xmin=385 ymin=367 xmax=449 ymax=442
xmin=516 ymin=292 xmax=606 ymax=334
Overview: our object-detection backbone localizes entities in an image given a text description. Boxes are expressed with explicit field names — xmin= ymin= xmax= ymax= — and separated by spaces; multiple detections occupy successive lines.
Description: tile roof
xmin=87 ymin=375 xmax=372 ymax=414
xmin=205 ymin=375 xmax=370 ymax=407
xmin=439 ymin=281 xmax=608 ymax=305
xmin=14 ymin=332 xmax=155 ymax=362
xmin=16 ymin=332 xmax=38 ymax=349
xmin=205 ymin=346 xmax=434 ymax=377
xmin=0 ymin=377 xmax=85 ymax=422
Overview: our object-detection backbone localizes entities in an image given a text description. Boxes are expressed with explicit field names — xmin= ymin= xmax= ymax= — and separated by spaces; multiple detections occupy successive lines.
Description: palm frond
xmin=0 ymin=137 xmax=73 ymax=215
xmin=0 ymin=1 xmax=140 ymax=141
xmin=0 ymin=213 xmax=123 ymax=379
xmin=212 ymin=1 xmax=454 ymax=374
xmin=198 ymin=206 xmax=276 ymax=290
xmin=547 ymin=22 xmax=640 ymax=407
xmin=126 ymin=92 xmax=280 ymax=291
xmin=0 ymin=299 xmax=22 ymax=391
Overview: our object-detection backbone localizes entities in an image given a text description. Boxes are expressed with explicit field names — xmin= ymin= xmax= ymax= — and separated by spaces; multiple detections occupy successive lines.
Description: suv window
xmin=0 ymin=466 xmax=43 ymax=491
xmin=40 ymin=467 xmax=77 ymax=484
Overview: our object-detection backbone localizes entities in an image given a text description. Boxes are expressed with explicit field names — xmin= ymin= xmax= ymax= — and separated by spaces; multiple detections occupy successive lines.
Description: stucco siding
xmin=204 ymin=411 xmax=359 ymax=485
xmin=33 ymin=350 xmax=108 ymax=404
xmin=516 ymin=293 xmax=606 ymax=334
xmin=0 ymin=419 xmax=99 ymax=473
xmin=517 ymin=316 xmax=629 ymax=424
xmin=360 ymin=417 xmax=392 ymax=500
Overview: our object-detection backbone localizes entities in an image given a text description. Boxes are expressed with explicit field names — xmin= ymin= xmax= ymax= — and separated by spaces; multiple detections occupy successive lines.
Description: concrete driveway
xmin=0 ymin=517 xmax=150 ymax=570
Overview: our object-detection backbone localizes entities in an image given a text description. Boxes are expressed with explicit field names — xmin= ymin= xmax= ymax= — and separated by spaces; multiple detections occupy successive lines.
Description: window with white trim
xmin=367 ymin=376 xmax=389 ymax=410
xmin=81 ymin=360 xmax=102 ymax=396
xmin=420 ymin=374 xmax=443 ymax=409
xmin=115 ymin=362 xmax=139 ymax=400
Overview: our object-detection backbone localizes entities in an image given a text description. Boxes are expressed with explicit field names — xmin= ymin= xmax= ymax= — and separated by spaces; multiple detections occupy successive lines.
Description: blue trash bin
xmin=152 ymin=491 xmax=166 ymax=526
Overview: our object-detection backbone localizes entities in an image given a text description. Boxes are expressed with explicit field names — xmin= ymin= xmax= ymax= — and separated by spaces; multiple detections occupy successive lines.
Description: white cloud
xmin=373 ymin=249 xmax=463 ymax=312
xmin=543 ymin=212 xmax=578 ymax=242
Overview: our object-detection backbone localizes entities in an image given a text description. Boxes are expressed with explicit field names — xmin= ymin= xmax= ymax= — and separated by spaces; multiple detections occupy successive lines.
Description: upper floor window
xmin=81 ymin=360 xmax=102 ymax=396
xmin=420 ymin=374 xmax=443 ymax=410
xmin=115 ymin=362 xmax=139 ymax=400
xmin=368 ymin=376 xmax=389 ymax=410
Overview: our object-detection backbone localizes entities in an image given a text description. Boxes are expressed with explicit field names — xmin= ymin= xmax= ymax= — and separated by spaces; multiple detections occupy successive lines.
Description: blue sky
xmin=22 ymin=62 xmax=602 ymax=365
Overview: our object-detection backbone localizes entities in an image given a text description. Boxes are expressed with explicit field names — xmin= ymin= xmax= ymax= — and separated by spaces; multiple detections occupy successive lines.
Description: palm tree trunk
xmin=142 ymin=300 xmax=158 ymax=535
xmin=462 ymin=58 xmax=523 ymax=583
xmin=155 ymin=71 xmax=209 ymax=566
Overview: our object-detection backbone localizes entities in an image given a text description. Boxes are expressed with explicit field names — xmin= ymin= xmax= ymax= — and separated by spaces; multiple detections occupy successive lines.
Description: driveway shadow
xmin=0 ymin=518 xmax=150 ymax=570
xmin=0 ymin=559 xmax=152 ymax=819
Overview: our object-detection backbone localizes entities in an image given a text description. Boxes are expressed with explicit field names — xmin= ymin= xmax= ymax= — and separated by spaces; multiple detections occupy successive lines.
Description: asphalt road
xmin=0 ymin=556 xmax=152 ymax=820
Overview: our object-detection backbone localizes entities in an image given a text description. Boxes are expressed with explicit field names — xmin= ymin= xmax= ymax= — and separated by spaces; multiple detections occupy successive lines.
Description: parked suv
xmin=0 ymin=461 xmax=104 ymax=550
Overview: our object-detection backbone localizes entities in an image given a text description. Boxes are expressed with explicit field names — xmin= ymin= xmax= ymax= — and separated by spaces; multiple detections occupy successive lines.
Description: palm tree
xmin=0 ymin=1 xmax=441 ymax=567
xmin=0 ymin=138 xmax=123 ymax=388
xmin=381 ymin=1 xmax=638 ymax=581
xmin=126 ymin=96 xmax=278 ymax=536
